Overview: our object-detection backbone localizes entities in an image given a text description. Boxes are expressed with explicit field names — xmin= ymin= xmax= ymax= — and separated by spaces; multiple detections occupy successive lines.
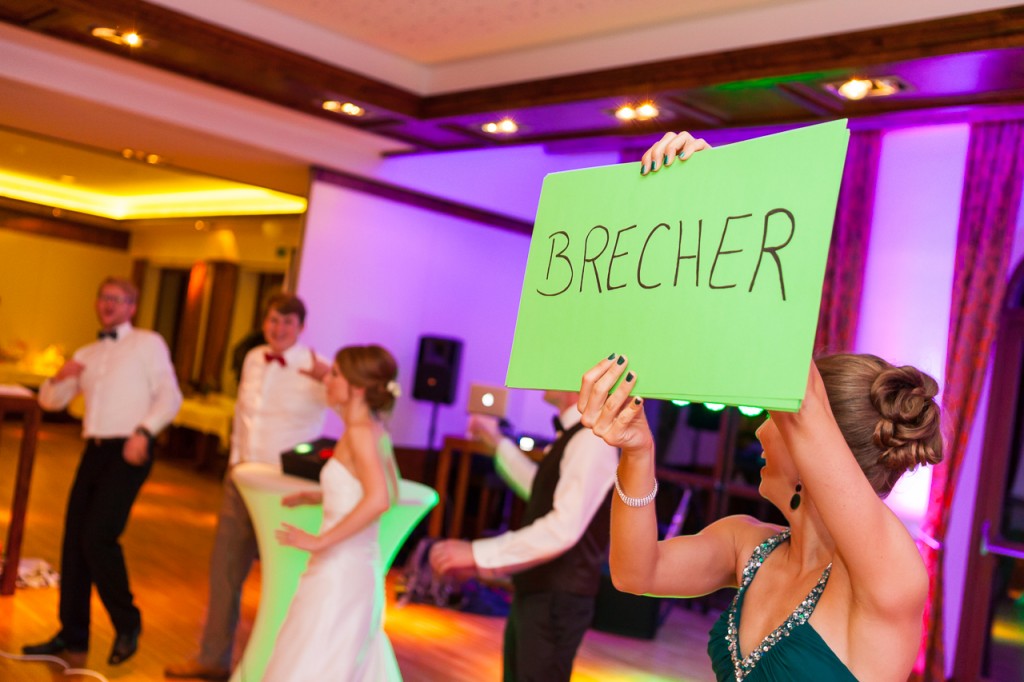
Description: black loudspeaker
xmin=592 ymin=571 xmax=662 ymax=640
xmin=412 ymin=336 xmax=463 ymax=405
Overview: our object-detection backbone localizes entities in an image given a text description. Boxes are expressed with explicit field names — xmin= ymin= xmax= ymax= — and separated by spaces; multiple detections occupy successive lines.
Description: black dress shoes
xmin=108 ymin=629 xmax=139 ymax=665
xmin=22 ymin=634 xmax=88 ymax=656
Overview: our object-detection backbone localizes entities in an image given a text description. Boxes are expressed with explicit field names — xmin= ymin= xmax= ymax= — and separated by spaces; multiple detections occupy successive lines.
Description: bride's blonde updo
xmin=815 ymin=353 xmax=943 ymax=498
xmin=335 ymin=344 xmax=399 ymax=413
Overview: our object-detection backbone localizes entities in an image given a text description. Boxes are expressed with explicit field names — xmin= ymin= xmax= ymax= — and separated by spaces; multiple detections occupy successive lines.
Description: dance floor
xmin=0 ymin=421 xmax=718 ymax=681
xmin=3 ymin=421 xmax=1021 ymax=681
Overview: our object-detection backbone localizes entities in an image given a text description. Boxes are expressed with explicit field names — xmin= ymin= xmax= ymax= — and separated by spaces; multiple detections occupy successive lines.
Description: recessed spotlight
xmin=635 ymin=102 xmax=659 ymax=119
xmin=322 ymin=100 xmax=365 ymax=116
xmin=120 ymin=148 xmax=163 ymax=164
xmin=481 ymin=118 xmax=518 ymax=134
xmin=91 ymin=27 xmax=144 ymax=48
xmin=614 ymin=102 xmax=659 ymax=122
xmin=615 ymin=106 xmax=637 ymax=121
xmin=838 ymin=78 xmax=872 ymax=100
xmin=829 ymin=76 xmax=907 ymax=100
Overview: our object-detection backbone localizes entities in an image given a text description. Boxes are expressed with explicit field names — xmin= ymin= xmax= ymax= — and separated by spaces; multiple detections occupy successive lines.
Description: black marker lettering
xmin=749 ymin=208 xmax=794 ymax=301
xmin=581 ymin=225 xmax=610 ymax=293
xmin=536 ymin=230 xmax=573 ymax=297
xmin=674 ymin=219 xmax=702 ymax=287
xmin=606 ymin=225 xmax=636 ymax=291
xmin=709 ymin=214 xmax=752 ymax=290
xmin=639 ymin=222 xmax=669 ymax=290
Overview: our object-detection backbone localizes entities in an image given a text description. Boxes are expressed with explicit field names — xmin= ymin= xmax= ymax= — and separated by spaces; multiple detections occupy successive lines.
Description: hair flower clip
xmin=386 ymin=380 xmax=402 ymax=398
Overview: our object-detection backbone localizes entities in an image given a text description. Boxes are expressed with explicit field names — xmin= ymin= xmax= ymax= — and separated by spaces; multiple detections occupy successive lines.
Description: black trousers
xmin=503 ymin=591 xmax=595 ymax=682
xmin=58 ymin=438 xmax=152 ymax=647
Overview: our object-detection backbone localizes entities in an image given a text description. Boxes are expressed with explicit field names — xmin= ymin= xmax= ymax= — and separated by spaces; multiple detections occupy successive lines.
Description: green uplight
xmin=704 ymin=403 xmax=726 ymax=412
xmin=671 ymin=399 xmax=691 ymax=407
xmin=738 ymin=406 xmax=765 ymax=417
xmin=294 ymin=443 xmax=313 ymax=454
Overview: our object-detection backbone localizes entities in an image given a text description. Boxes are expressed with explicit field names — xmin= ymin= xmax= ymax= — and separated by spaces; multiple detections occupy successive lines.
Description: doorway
xmin=954 ymin=263 xmax=1024 ymax=681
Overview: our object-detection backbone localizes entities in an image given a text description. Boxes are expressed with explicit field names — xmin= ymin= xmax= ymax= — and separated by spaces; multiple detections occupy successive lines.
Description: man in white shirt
xmin=24 ymin=277 xmax=182 ymax=666
xmin=430 ymin=388 xmax=619 ymax=682
xmin=166 ymin=293 xmax=328 ymax=681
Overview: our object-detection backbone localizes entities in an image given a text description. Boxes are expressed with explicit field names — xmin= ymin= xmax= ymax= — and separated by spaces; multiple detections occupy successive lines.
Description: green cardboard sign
xmin=506 ymin=120 xmax=850 ymax=411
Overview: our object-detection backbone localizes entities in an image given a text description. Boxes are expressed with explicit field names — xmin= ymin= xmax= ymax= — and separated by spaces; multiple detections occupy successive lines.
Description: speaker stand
xmin=426 ymin=401 xmax=441 ymax=458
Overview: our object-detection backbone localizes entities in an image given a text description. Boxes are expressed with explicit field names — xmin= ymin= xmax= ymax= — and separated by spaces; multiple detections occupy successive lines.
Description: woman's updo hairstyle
xmin=815 ymin=353 xmax=943 ymax=498
xmin=335 ymin=344 xmax=399 ymax=414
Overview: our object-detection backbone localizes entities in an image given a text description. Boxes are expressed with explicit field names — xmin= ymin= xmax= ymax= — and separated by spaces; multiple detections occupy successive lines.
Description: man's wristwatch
xmin=134 ymin=426 xmax=155 ymax=442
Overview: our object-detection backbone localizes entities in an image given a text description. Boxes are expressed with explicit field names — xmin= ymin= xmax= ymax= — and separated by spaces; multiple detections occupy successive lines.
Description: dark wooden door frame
xmin=953 ymin=264 xmax=1024 ymax=680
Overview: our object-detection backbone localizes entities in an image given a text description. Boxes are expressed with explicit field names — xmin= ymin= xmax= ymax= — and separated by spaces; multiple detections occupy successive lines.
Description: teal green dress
xmin=707 ymin=530 xmax=859 ymax=681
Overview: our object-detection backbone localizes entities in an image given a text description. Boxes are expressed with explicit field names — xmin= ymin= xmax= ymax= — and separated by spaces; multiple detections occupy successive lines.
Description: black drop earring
xmin=789 ymin=483 xmax=802 ymax=511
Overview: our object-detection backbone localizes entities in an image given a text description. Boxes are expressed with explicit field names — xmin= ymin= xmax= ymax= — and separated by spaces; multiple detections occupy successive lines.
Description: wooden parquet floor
xmin=0 ymin=421 xmax=718 ymax=681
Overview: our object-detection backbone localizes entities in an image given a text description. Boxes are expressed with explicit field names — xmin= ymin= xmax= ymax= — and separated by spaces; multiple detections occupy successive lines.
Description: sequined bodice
xmin=707 ymin=530 xmax=858 ymax=682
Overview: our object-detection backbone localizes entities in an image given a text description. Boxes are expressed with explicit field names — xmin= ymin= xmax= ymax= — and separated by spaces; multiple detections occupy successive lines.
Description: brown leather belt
xmin=88 ymin=437 xmax=127 ymax=447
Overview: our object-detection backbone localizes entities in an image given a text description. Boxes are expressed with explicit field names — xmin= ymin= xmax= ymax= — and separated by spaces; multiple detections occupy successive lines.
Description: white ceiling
xmin=239 ymin=0 xmax=791 ymax=64
xmin=147 ymin=0 xmax=1016 ymax=93
xmin=0 ymin=0 xmax=1018 ymax=222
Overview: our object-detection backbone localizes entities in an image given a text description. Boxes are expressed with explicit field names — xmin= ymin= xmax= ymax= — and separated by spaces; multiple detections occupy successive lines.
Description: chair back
xmin=379 ymin=479 xmax=439 ymax=571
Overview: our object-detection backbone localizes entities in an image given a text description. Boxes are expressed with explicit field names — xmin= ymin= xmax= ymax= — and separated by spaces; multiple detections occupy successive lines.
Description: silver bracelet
xmin=614 ymin=472 xmax=658 ymax=508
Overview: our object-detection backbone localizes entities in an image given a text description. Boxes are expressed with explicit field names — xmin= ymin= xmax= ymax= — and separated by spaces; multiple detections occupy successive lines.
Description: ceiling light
xmin=615 ymin=106 xmax=637 ymax=121
xmin=322 ymin=100 xmax=365 ymax=116
xmin=837 ymin=78 xmax=872 ymax=100
xmin=91 ymin=27 xmax=144 ymax=48
xmin=481 ymin=118 xmax=518 ymax=135
xmin=635 ymin=102 xmax=659 ymax=119
xmin=614 ymin=102 xmax=659 ymax=122
xmin=121 ymin=148 xmax=163 ymax=164
xmin=0 ymin=169 xmax=307 ymax=220
xmin=830 ymin=76 xmax=907 ymax=100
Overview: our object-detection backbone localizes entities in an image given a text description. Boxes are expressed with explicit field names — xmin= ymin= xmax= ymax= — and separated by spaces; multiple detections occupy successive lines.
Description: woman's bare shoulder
xmin=704 ymin=515 xmax=784 ymax=562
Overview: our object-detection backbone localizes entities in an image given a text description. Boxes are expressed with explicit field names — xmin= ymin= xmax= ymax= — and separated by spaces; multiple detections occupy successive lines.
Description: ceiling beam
xmin=421 ymin=7 xmax=1024 ymax=117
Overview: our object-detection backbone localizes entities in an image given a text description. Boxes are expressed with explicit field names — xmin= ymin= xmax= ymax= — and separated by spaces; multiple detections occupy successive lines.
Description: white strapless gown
xmin=263 ymin=458 xmax=401 ymax=681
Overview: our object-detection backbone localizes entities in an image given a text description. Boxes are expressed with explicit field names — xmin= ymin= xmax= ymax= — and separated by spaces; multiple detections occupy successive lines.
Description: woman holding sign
xmin=582 ymin=351 xmax=941 ymax=682
xmin=588 ymin=132 xmax=942 ymax=682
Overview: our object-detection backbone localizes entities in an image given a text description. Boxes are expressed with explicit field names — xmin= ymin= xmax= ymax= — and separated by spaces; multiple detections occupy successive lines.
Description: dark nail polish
xmin=616 ymin=356 xmax=625 ymax=365
xmin=607 ymin=353 xmax=616 ymax=360
xmin=663 ymin=154 xmax=669 ymax=166
xmin=634 ymin=397 xmax=642 ymax=405
xmin=625 ymin=372 xmax=634 ymax=382
xmin=639 ymin=163 xmax=646 ymax=175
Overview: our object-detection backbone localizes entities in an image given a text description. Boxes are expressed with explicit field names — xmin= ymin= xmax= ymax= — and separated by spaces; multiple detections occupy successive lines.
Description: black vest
xmin=512 ymin=422 xmax=613 ymax=597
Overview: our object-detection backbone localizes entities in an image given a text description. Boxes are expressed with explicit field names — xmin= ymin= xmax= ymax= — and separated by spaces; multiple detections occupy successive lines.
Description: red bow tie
xmin=264 ymin=352 xmax=286 ymax=366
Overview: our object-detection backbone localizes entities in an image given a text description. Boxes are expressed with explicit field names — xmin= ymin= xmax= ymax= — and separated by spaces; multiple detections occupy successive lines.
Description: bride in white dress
xmin=264 ymin=344 xmax=403 ymax=682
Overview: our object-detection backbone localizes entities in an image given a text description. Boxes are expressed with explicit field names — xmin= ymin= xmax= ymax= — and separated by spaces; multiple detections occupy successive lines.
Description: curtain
xmin=814 ymin=129 xmax=882 ymax=354
xmin=915 ymin=120 xmax=1024 ymax=680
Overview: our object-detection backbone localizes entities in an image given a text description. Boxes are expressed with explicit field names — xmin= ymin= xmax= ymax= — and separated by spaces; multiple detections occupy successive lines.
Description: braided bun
xmin=870 ymin=366 xmax=942 ymax=471
xmin=816 ymin=354 xmax=943 ymax=498
xmin=335 ymin=345 xmax=399 ymax=413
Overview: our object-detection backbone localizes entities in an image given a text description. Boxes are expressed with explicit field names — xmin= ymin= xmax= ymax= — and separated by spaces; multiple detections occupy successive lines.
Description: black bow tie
xmin=552 ymin=416 xmax=564 ymax=433
xmin=98 ymin=330 xmax=117 ymax=341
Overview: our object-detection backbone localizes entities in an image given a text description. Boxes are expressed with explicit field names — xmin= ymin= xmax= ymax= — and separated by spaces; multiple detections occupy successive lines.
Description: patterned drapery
xmin=915 ymin=120 xmax=1024 ymax=680
xmin=814 ymin=129 xmax=881 ymax=354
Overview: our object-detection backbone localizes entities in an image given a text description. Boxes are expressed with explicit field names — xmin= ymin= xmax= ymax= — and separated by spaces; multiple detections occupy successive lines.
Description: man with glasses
xmin=24 ymin=276 xmax=182 ymax=666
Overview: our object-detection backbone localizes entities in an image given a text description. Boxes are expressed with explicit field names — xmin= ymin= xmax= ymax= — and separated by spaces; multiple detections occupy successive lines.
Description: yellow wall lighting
xmin=0 ymin=170 xmax=307 ymax=220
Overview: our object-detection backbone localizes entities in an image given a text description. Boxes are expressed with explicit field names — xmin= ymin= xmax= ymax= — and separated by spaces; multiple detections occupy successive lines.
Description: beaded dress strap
xmin=723 ymin=529 xmax=833 ymax=681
